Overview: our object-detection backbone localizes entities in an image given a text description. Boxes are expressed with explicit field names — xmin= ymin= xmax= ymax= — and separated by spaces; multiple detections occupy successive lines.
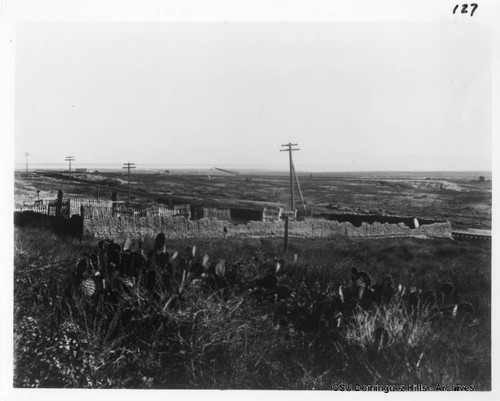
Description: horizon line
xmin=13 ymin=164 xmax=492 ymax=174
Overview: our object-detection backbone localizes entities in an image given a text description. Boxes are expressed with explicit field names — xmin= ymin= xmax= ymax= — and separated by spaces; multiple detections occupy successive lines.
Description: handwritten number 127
xmin=453 ymin=4 xmax=478 ymax=16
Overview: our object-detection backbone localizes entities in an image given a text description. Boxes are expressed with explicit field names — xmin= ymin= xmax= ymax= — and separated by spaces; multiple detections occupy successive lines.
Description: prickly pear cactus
xmin=80 ymin=278 xmax=96 ymax=297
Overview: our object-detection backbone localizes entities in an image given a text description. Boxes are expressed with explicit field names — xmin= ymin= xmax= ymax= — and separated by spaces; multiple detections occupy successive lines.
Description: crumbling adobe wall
xmin=82 ymin=215 xmax=452 ymax=240
xmin=321 ymin=213 xmax=438 ymax=228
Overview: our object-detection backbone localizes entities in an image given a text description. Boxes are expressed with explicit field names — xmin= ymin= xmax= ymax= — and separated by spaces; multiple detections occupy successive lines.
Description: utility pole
xmin=122 ymin=162 xmax=136 ymax=205
xmin=284 ymin=215 xmax=289 ymax=253
xmin=64 ymin=156 xmax=75 ymax=183
xmin=24 ymin=152 xmax=30 ymax=175
xmin=280 ymin=143 xmax=299 ymax=211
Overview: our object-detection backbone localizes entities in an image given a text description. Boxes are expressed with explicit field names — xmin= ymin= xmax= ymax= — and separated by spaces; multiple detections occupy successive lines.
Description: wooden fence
xmin=18 ymin=195 xmax=261 ymax=223
xmin=201 ymin=207 xmax=231 ymax=221
xmin=70 ymin=198 xmax=114 ymax=217
xmin=262 ymin=207 xmax=282 ymax=222
xmin=262 ymin=208 xmax=297 ymax=222
xmin=81 ymin=203 xmax=191 ymax=219
xmin=15 ymin=204 xmax=49 ymax=214
xmin=281 ymin=209 xmax=297 ymax=220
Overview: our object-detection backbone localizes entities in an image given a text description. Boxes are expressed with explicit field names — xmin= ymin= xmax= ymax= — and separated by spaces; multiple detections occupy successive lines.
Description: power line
xmin=64 ymin=156 xmax=75 ymax=183
xmin=291 ymin=162 xmax=306 ymax=211
xmin=122 ymin=162 xmax=136 ymax=205
xmin=280 ymin=143 xmax=300 ymax=211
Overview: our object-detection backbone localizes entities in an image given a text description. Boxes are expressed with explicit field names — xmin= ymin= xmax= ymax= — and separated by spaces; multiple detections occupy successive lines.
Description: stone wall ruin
xmin=15 ymin=193 xmax=452 ymax=240
xmin=82 ymin=215 xmax=452 ymax=240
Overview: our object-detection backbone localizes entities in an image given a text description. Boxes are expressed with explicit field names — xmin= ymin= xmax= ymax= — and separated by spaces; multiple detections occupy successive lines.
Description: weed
xmin=13 ymin=227 xmax=491 ymax=389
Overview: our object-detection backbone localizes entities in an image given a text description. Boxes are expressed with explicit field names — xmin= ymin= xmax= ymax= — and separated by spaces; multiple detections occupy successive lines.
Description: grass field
xmin=15 ymin=170 xmax=492 ymax=229
xmin=14 ymin=226 xmax=491 ymax=389
xmin=13 ymin=170 xmax=491 ymax=389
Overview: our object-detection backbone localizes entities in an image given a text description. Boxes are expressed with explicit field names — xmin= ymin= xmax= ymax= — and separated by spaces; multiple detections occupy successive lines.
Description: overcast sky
xmin=15 ymin=22 xmax=491 ymax=171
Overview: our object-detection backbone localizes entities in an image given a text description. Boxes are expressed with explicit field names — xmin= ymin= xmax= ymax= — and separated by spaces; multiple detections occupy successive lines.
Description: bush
xmin=13 ymin=227 xmax=491 ymax=389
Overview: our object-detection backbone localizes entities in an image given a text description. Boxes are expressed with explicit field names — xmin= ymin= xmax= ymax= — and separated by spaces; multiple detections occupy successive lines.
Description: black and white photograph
xmin=2 ymin=0 xmax=499 ymax=396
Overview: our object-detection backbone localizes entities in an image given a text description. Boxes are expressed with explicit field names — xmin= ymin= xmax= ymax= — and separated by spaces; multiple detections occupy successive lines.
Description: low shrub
xmin=13 ymin=227 xmax=491 ymax=389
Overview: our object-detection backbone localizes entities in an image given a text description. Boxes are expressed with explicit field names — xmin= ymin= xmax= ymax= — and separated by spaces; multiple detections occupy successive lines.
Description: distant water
xmin=13 ymin=163 xmax=492 ymax=179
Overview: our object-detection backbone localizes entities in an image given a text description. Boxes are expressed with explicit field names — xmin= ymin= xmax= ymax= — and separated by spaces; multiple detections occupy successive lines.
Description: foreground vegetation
xmin=14 ymin=227 xmax=491 ymax=389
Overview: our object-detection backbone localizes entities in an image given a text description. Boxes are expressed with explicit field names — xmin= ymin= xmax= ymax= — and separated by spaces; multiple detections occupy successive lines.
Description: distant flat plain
xmin=14 ymin=169 xmax=492 ymax=230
